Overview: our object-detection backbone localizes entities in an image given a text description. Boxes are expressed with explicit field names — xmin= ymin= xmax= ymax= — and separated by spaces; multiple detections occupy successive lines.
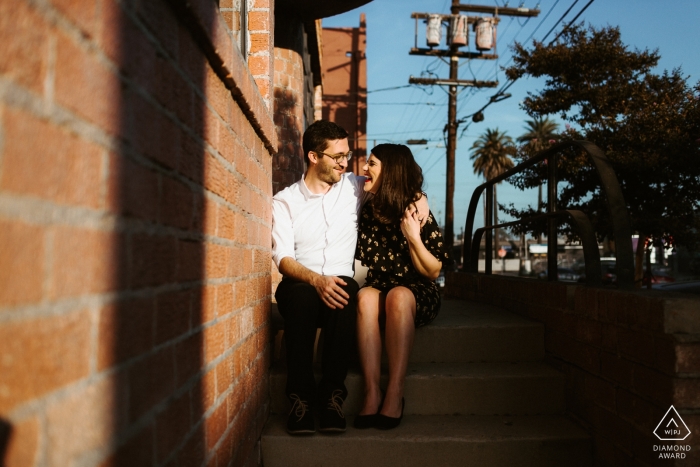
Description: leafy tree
xmin=470 ymin=128 xmax=516 ymax=254
xmin=505 ymin=24 xmax=700 ymax=285
xmin=516 ymin=117 xmax=560 ymax=239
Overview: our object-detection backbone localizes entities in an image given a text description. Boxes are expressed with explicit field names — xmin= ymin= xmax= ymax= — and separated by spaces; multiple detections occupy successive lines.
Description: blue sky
xmin=323 ymin=0 xmax=700 ymax=237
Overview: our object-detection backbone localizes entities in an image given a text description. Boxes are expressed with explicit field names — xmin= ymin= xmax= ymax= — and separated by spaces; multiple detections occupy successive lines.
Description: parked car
xmin=537 ymin=267 xmax=580 ymax=282
xmin=578 ymin=258 xmax=617 ymax=285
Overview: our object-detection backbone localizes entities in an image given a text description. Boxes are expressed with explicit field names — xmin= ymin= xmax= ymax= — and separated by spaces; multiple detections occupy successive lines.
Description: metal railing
xmin=463 ymin=140 xmax=635 ymax=289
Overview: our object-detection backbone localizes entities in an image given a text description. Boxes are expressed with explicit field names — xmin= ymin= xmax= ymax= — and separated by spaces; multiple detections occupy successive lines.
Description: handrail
xmin=470 ymin=211 xmax=603 ymax=286
xmin=463 ymin=140 xmax=634 ymax=289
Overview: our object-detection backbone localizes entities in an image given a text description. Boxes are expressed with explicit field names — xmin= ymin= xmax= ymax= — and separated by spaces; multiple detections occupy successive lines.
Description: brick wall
xmin=446 ymin=273 xmax=700 ymax=467
xmin=0 ymin=0 xmax=276 ymax=466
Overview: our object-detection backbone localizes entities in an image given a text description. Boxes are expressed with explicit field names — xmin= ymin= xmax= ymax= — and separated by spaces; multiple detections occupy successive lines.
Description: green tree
xmin=516 ymin=117 xmax=560 ymax=239
xmin=470 ymin=128 xmax=516 ymax=255
xmin=505 ymin=24 xmax=700 ymax=285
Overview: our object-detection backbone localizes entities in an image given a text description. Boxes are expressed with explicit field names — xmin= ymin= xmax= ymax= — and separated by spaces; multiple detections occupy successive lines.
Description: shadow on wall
xmin=0 ymin=419 xmax=10 ymax=466
xmin=106 ymin=1 xmax=211 ymax=463
xmin=273 ymin=87 xmax=304 ymax=195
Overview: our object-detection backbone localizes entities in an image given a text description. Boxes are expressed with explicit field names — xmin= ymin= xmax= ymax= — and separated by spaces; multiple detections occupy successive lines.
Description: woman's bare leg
xmin=356 ymin=287 xmax=384 ymax=415
xmin=381 ymin=286 xmax=416 ymax=418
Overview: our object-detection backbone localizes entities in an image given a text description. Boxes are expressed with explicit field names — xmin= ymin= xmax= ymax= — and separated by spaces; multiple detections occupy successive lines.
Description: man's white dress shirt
xmin=272 ymin=172 xmax=368 ymax=278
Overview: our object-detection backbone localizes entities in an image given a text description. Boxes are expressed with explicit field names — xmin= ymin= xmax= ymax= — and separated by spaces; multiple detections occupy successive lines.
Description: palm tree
xmin=517 ymin=117 xmax=559 ymax=217
xmin=470 ymin=128 xmax=516 ymax=256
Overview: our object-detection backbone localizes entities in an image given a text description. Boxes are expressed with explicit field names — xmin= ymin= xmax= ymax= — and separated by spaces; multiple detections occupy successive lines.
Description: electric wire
xmin=457 ymin=0 xmax=597 ymax=137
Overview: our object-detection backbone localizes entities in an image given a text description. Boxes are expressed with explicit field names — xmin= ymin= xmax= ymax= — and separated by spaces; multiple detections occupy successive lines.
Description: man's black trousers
xmin=275 ymin=276 xmax=358 ymax=404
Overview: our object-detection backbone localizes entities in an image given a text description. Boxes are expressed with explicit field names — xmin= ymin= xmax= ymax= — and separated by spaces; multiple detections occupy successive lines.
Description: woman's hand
xmin=401 ymin=207 xmax=422 ymax=242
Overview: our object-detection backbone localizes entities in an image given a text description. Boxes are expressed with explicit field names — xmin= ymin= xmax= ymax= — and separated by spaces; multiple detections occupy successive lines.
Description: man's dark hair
xmin=369 ymin=143 xmax=425 ymax=224
xmin=302 ymin=120 xmax=349 ymax=165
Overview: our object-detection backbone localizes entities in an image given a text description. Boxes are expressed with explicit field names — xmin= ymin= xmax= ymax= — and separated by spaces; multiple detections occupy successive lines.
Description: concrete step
xmin=261 ymin=413 xmax=592 ymax=467
xmin=269 ymin=361 xmax=566 ymax=416
xmin=271 ymin=299 xmax=545 ymax=364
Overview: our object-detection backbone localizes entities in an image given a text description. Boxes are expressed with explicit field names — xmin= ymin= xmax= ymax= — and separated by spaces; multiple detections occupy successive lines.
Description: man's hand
xmin=410 ymin=194 xmax=430 ymax=228
xmin=401 ymin=207 xmax=422 ymax=242
xmin=312 ymin=275 xmax=350 ymax=309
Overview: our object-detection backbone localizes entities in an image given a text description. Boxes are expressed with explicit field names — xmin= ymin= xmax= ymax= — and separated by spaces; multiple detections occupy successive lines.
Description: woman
xmin=353 ymin=144 xmax=450 ymax=430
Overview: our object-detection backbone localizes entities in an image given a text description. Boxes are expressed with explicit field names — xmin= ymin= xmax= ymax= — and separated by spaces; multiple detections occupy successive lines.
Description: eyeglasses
xmin=316 ymin=151 xmax=353 ymax=163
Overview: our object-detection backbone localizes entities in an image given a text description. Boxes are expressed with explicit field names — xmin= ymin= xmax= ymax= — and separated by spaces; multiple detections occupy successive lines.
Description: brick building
xmin=0 ymin=0 xmax=369 ymax=466
xmin=321 ymin=14 xmax=368 ymax=174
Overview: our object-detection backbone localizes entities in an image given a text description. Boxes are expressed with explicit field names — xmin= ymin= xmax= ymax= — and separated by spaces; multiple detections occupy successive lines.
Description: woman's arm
xmin=400 ymin=209 xmax=442 ymax=280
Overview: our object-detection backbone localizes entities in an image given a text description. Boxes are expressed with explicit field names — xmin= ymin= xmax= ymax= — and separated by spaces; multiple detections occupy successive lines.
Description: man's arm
xmin=278 ymin=258 xmax=350 ymax=310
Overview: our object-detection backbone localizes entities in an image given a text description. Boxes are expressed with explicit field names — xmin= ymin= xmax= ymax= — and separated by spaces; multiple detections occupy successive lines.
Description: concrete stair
xmin=261 ymin=299 xmax=592 ymax=467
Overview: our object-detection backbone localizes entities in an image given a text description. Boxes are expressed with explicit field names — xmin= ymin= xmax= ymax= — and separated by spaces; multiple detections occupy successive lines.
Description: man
xmin=271 ymin=120 xmax=428 ymax=435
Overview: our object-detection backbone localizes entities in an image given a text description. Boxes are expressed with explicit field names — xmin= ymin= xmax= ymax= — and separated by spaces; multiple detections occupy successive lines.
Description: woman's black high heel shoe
xmin=353 ymin=394 xmax=384 ymax=429
xmin=376 ymin=398 xmax=404 ymax=430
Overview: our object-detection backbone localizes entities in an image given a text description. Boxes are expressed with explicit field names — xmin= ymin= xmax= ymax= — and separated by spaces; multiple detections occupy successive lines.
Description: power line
xmin=457 ymin=0 xmax=597 ymax=136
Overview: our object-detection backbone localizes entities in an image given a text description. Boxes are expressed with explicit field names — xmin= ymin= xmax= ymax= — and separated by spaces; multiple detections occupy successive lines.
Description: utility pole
xmin=409 ymin=1 xmax=539 ymax=254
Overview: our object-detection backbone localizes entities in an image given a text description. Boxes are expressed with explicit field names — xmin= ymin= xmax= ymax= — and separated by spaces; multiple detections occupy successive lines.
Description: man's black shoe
xmin=319 ymin=389 xmax=346 ymax=433
xmin=286 ymin=394 xmax=315 ymax=435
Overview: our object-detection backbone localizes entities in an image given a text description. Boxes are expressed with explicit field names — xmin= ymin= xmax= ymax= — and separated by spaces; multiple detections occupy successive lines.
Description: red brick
xmin=617 ymin=328 xmax=655 ymax=364
xmin=0 ymin=310 xmax=91 ymax=412
xmin=204 ymin=321 xmax=226 ymax=364
xmin=49 ymin=226 xmax=115 ymax=299
xmin=129 ymin=233 xmax=178 ymax=288
xmin=249 ymin=33 xmax=269 ymax=54
xmin=217 ymin=284 xmax=234 ymax=318
xmin=2 ymin=108 xmax=104 ymax=208
xmin=601 ymin=352 xmax=633 ymax=388
xmin=55 ymin=30 xmax=121 ymax=135
xmin=134 ymin=0 xmax=179 ymax=60
xmin=0 ymin=220 xmax=44 ymax=307
xmin=107 ymin=155 xmax=159 ymax=221
xmin=205 ymin=243 xmax=229 ymax=279
xmin=191 ymin=286 xmax=213 ymax=326
xmin=595 ymin=405 xmax=633 ymax=454
xmin=155 ymin=390 xmax=191 ymax=464
xmin=218 ymin=206 xmax=236 ymax=240
xmin=128 ymin=346 xmax=175 ymax=422
xmin=4 ymin=416 xmax=39 ymax=467
xmin=248 ymin=56 xmax=270 ymax=75
xmin=676 ymin=342 xmax=700 ymax=373
xmin=199 ymin=367 xmax=217 ymax=411
xmin=174 ymin=428 xmax=206 ymax=467
xmin=179 ymin=131 xmax=206 ymax=185
xmin=160 ymin=176 xmax=194 ymax=230
xmin=616 ymin=387 xmax=662 ymax=431
xmin=46 ymin=375 xmax=125 ymax=466
xmin=633 ymin=363 xmax=673 ymax=406
xmin=0 ymin=1 xmax=48 ymax=93
xmin=130 ymin=92 xmax=181 ymax=169
xmin=674 ymin=378 xmax=700 ymax=408
xmin=155 ymin=290 xmax=192 ymax=345
xmin=100 ymin=423 xmax=154 ymax=467
xmin=52 ymin=0 xmax=98 ymax=37
xmin=200 ymin=194 xmax=219 ymax=237
xmin=247 ymin=11 xmax=269 ymax=31
xmin=97 ymin=298 xmax=155 ymax=370
xmin=205 ymin=400 xmax=228 ymax=451
xmin=176 ymin=239 xmax=203 ymax=283
xmin=216 ymin=355 xmax=233 ymax=396
xmin=600 ymin=324 xmax=617 ymax=352
xmin=174 ymin=332 xmax=203 ymax=387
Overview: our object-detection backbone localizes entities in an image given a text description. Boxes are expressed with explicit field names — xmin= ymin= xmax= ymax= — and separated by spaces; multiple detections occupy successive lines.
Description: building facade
xmin=0 ymin=0 xmax=369 ymax=466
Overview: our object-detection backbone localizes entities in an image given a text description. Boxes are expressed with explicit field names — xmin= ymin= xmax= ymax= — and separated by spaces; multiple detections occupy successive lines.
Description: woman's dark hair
xmin=370 ymin=143 xmax=424 ymax=224
xmin=302 ymin=120 xmax=349 ymax=165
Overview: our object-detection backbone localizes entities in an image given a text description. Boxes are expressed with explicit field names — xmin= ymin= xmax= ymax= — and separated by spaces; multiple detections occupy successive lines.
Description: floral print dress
xmin=355 ymin=201 xmax=451 ymax=327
